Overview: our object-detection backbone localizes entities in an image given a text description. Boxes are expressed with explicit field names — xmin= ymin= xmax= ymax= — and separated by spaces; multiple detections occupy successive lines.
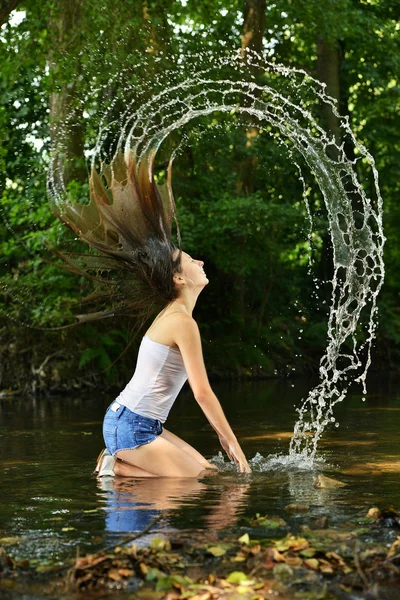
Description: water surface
xmin=1 ymin=376 xmax=399 ymax=567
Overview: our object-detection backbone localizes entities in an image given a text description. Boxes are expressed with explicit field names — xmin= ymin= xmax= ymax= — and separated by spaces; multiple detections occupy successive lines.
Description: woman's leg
xmin=161 ymin=428 xmax=217 ymax=469
xmin=116 ymin=436 xmax=209 ymax=478
xmin=113 ymin=459 xmax=159 ymax=478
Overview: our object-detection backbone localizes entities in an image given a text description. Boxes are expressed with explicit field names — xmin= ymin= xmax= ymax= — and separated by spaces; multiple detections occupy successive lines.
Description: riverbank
xmin=1 ymin=506 xmax=400 ymax=600
xmin=0 ymin=322 xmax=398 ymax=398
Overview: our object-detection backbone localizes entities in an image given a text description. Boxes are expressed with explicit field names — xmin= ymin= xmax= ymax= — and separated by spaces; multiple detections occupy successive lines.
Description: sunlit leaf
xmin=207 ymin=546 xmax=226 ymax=557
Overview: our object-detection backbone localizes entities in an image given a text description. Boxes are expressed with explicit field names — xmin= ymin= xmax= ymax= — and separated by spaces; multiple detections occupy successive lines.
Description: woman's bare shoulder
xmin=146 ymin=311 xmax=198 ymax=347
xmin=169 ymin=312 xmax=197 ymax=325
xmin=168 ymin=312 xmax=200 ymax=342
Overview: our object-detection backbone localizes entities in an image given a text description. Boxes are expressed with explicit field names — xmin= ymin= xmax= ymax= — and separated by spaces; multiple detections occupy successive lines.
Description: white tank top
xmin=116 ymin=336 xmax=188 ymax=423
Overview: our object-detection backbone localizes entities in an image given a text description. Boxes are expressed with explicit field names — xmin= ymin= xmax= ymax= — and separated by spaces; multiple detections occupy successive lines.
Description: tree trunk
xmin=235 ymin=0 xmax=267 ymax=322
xmin=241 ymin=0 xmax=266 ymax=58
xmin=238 ymin=0 xmax=266 ymax=195
xmin=48 ymin=0 xmax=86 ymax=186
xmin=338 ymin=41 xmax=355 ymax=163
xmin=316 ymin=36 xmax=341 ymax=154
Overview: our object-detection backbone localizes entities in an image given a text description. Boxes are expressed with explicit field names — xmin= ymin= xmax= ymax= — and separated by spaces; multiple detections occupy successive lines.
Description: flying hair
xmin=50 ymin=151 xmax=182 ymax=326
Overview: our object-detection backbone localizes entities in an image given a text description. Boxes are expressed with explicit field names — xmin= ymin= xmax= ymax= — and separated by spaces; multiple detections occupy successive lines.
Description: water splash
xmin=249 ymin=452 xmax=326 ymax=472
xmin=47 ymin=50 xmax=385 ymax=462
xmin=210 ymin=451 xmax=326 ymax=473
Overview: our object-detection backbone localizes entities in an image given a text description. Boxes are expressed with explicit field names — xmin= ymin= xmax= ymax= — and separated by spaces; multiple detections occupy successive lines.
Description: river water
xmin=1 ymin=375 xmax=399 ymax=574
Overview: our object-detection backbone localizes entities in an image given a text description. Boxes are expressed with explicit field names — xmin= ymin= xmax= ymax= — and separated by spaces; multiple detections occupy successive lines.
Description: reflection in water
xmin=0 ymin=376 xmax=399 ymax=562
xmin=342 ymin=459 xmax=400 ymax=475
xmin=97 ymin=476 xmax=205 ymax=535
xmin=97 ymin=475 xmax=250 ymax=536
xmin=286 ymin=471 xmax=338 ymax=508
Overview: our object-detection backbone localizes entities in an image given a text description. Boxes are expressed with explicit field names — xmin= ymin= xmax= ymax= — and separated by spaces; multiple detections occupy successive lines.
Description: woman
xmin=54 ymin=151 xmax=250 ymax=478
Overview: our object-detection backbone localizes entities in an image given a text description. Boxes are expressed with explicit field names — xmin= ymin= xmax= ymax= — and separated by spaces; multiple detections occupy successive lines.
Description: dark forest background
xmin=0 ymin=0 xmax=399 ymax=395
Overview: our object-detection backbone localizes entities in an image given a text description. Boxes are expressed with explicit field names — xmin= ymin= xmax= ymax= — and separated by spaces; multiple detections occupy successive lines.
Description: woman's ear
xmin=173 ymin=273 xmax=185 ymax=286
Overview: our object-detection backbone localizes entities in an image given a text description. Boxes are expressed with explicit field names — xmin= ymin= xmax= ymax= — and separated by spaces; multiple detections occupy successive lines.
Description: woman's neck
xmin=168 ymin=290 xmax=200 ymax=316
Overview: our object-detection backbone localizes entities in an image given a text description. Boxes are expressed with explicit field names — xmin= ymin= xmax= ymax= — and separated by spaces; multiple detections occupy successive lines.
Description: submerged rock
xmin=284 ymin=503 xmax=310 ymax=513
xmin=314 ymin=474 xmax=347 ymax=488
xmin=312 ymin=517 xmax=329 ymax=529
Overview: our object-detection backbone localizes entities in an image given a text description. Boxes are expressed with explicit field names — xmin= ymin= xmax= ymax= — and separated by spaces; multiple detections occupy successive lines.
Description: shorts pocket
xmin=136 ymin=421 xmax=154 ymax=433
xmin=134 ymin=421 xmax=157 ymax=446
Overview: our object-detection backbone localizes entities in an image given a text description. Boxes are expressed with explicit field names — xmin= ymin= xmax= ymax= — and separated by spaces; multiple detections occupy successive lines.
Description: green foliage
xmin=0 ymin=0 xmax=399 ymax=389
xmin=78 ymin=328 xmax=130 ymax=382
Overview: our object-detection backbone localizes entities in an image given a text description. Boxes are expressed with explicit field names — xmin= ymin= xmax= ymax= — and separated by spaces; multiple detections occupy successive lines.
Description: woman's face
xmin=176 ymin=251 xmax=209 ymax=288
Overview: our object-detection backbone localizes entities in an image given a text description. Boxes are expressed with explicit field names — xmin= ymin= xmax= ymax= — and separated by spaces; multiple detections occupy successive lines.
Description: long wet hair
xmin=51 ymin=151 xmax=182 ymax=326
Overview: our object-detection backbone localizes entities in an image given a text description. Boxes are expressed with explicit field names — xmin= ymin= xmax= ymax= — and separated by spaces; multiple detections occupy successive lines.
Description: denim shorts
xmin=103 ymin=401 xmax=163 ymax=456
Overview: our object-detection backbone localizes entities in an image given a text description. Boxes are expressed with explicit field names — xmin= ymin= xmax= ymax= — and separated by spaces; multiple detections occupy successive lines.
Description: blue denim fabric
xmin=103 ymin=402 xmax=163 ymax=456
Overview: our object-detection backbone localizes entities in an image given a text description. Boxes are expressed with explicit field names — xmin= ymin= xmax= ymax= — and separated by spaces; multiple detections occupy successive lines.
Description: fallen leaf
xmin=226 ymin=571 xmax=249 ymax=584
xmin=238 ymin=533 xmax=250 ymax=545
xmin=0 ymin=537 xmax=19 ymax=546
xmin=145 ymin=567 xmax=166 ymax=581
xmin=74 ymin=557 xmax=89 ymax=569
xmin=108 ymin=569 xmax=122 ymax=581
xmin=89 ymin=555 xmax=109 ymax=568
xmin=257 ymin=517 xmax=287 ymax=528
xmin=253 ymin=582 xmax=265 ymax=591
xmin=34 ymin=565 xmax=51 ymax=574
xmin=230 ymin=555 xmax=246 ymax=562
xmin=326 ymin=552 xmax=353 ymax=573
xmin=118 ymin=568 xmax=134 ymax=577
xmin=366 ymin=507 xmax=381 ymax=519
xmin=150 ymin=537 xmax=171 ymax=551
xmin=219 ymin=579 xmax=234 ymax=589
xmin=299 ymin=548 xmax=317 ymax=558
xmin=319 ymin=559 xmax=334 ymax=574
xmin=207 ymin=546 xmax=226 ymax=557
xmin=276 ymin=535 xmax=309 ymax=552
xmin=270 ymin=548 xmax=286 ymax=562
xmin=124 ymin=544 xmax=138 ymax=558
xmin=285 ymin=555 xmax=303 ymax=568
xmin=155 ymin=575 xmax=188 ymax=592
xmin=236 ymin=584 xmax=253 ymax=593
xmin=387 ymin=536 xmax=400 ymax=559
xmin=304 ymin=558 xmax=319 ymax=570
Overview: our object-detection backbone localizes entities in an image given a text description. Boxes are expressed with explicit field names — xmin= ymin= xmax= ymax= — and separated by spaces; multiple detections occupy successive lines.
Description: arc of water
xmin=48 ymin=56 xmax=385 ymax=461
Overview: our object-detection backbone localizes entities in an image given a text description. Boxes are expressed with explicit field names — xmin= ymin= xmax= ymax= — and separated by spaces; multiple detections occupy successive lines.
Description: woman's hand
xmin=218 ymin=435 xmax=251 ymax=473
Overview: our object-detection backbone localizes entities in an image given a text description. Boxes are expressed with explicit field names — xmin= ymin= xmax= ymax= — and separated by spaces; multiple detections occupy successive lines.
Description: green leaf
xmin=226 ymin=571 xmax=248 ymax=584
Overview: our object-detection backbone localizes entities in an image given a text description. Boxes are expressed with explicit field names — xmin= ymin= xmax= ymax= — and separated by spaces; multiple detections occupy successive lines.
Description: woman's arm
xmin=173 ymin=314 xmax=251 ymax=473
